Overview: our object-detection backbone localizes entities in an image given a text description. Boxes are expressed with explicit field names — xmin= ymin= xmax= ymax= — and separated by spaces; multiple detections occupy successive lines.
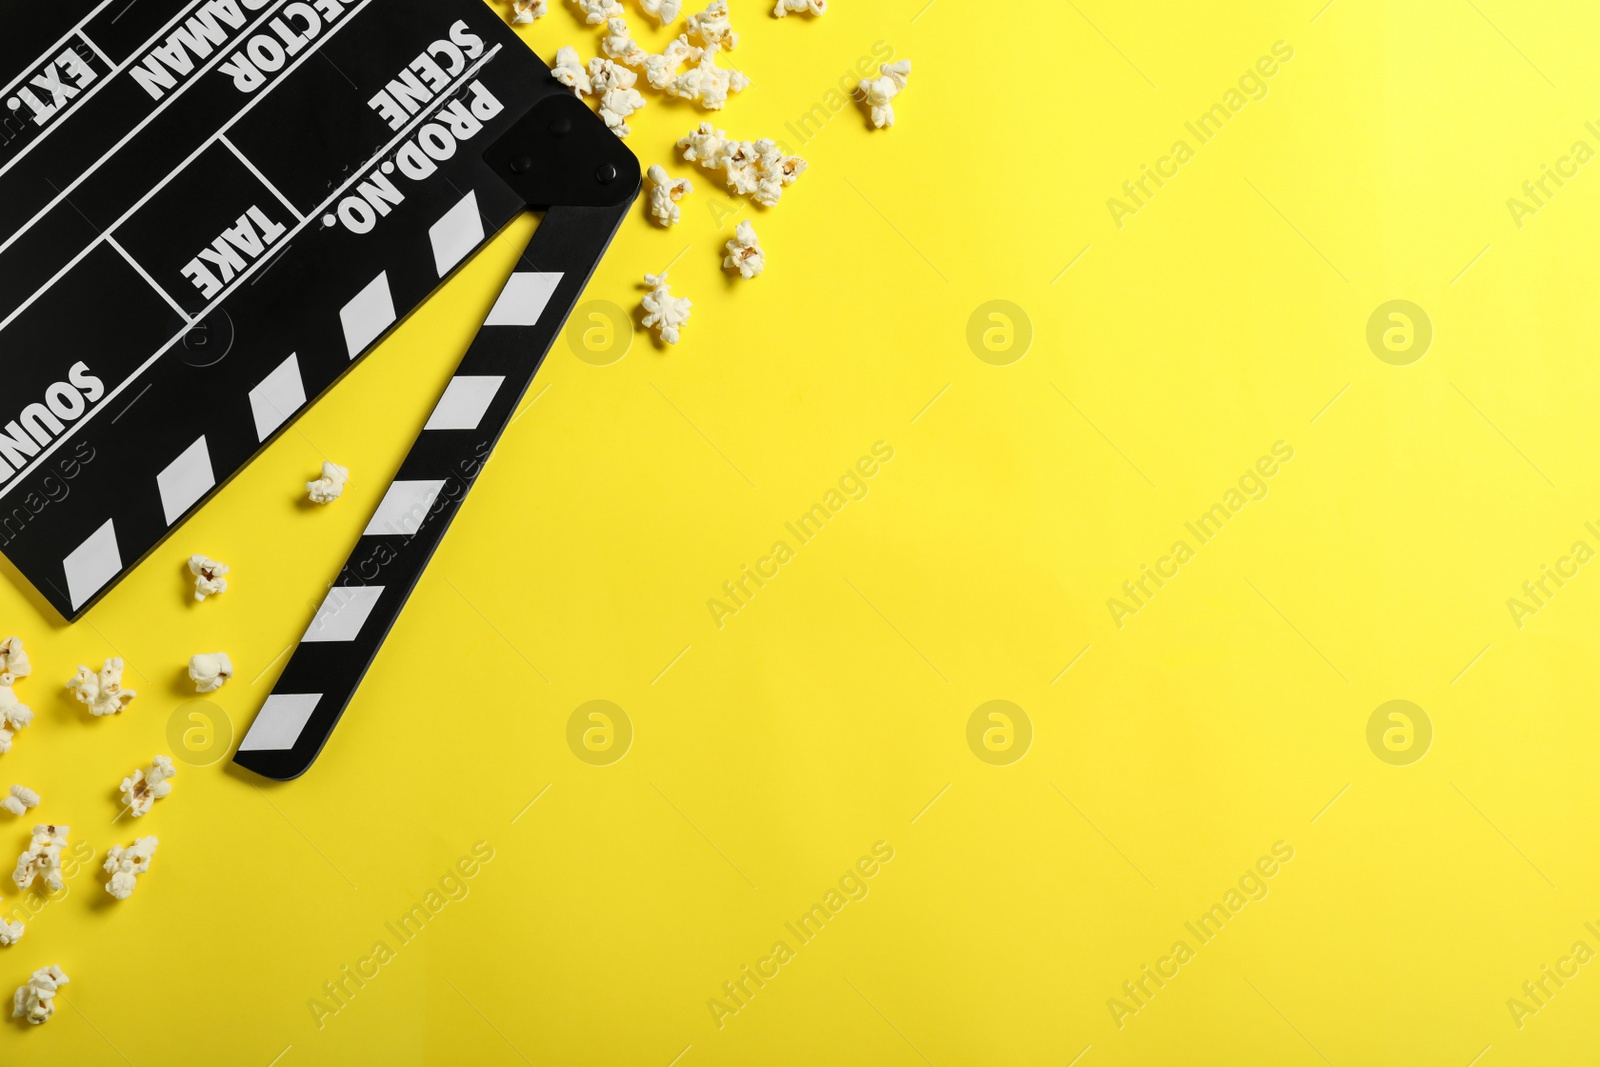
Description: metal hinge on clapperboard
xmin=232 ymin=98 xmax=638 ymax=780
xmin=0 ymin=0 xmax=635 ymax=779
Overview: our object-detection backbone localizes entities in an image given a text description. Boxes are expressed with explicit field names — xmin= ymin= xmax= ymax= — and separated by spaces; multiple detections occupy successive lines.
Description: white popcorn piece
xmin=188 ymin=652 xmax=233 ymax=694
xmin=646 ymin=165 xmax=694 ymax=226
xmin=0 ymin=915 xmax=21 ymax=946
xmin=860 ymin=59 xmax=911 ymax=129
xmin=685 ymin=0 xmax=737 ymax=50
xmin=0 ymin=687 xmax=30 ymax=756
xmin=511 ymin=0 xmax=548 ymax=22
xmin=120 ymin=756 xmax=175 ymax=818
xmin=641 ymin=272 xmax=692 ymax=345
xmin=188 ymin=554 xmax=229 ymax=601
xmin=307 ymin=460 xmax=348 ymax=504
xmin=643 ymin=35 xmax=700 ymax=90
xmin=678 ymin=124 xmax=807 ymax=206
xmin=67 ymin=658 xmax=135 ymax=717
xmin=724 ymin=220 xmax=765 ymax=279
xmin=667 ymin=49 xmax=749 ymax=110
xmin=639 ymin=0 xmax=682 ymax=25
xmin=0 ymin=637 xmax=30 ymax=684
xmin=601 ymin=17 xmax=649 ymax=67
xmin=1 ymin=785 xmax=39 ymax=817
xmin=773 ymin=0 xmax=826 ymax=14
xmin=569 ymin=0 xmax=623 ymax=24
xmin=599 ymin=86 xmax=647 ymax=138
xmin=103 ymin=837 xmax=158 ymax=901
xmin=12 ymin=824 xmax=68 ymax=893
xmin=551 ymin=45 xmax=593 ymax=96
xmin=11 ymin=965 xmax=67 ymax=1025
xmin=587 ymin=57 xmax=637 ymax=95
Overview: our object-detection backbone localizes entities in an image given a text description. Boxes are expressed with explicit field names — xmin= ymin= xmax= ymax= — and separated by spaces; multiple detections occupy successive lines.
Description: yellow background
xmin=5 ymin=0 xmax=1600 ymax=1062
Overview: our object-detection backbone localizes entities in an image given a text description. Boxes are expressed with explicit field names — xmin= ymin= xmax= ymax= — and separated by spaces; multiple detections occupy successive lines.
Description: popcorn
xmin=639 ymin=0 xmax=682 ymax=25
xmin=188 ymin=652 xmax=233 ymax=694
xmin=569 ymin=0 xmax=623 ymax=23
xmin=641 ymin=273 xmax=692 ymax=345
xmin=724 ymin=220 xmax=765 ymax=278
xmin=859 ymin=59 xmax=911 ymax=129
xmin=11 ymin=965 xmax=66 ymax=1025
xmin=773 ymin=0 xmax=826 ymax=14
xmin=12 ymin=824 xmax=68 ymax=893
xmin=120 ymin=756 xmax=175 ymax=818
xmin=685 ymin=1 xmax=737 ymax=50
xmin=599 ymin=85 xmax=647 ymax=138
xmin=0 ymin=688 xmax=30 ymax=755
xmin=643 ymin=35 xmax=700 ymax=90
xmin=0 ymin=637 xmax=30 ymax=683
xmin=678 ymin=123 xmax=807 ymax=206
xmin=587 ymin=57 xmax=637 ymax=95
xmin=306 ymin=460 xmax=348 ymax=504
xmin=1 ymin=785 xmax=39 ymax=817
xmin=601 ymin=17 xmax=649 ymax=67
xmin=551 ymin=46 xmax=593 ymax=96
xmin=103 ymin=837 xmax=158 ymax=901
xmin=646 ymin=165 xmax=694 ymax=226
xmin=511 ymin=0 xmax=548 ymax=21
xmin=0 ymin=916 xmax=21 ymax=946
xmin=67 ymin=658 xmax=135 ymax=717
xmin=667 ymin=50 xmax=749 ymax=110
xmin=188 ymin=554 xmax=229 ymax=601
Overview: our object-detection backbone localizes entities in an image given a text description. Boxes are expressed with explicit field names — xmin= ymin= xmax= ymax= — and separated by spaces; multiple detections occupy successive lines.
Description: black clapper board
xmin=0 ymin=0 xmax=639 ymax=778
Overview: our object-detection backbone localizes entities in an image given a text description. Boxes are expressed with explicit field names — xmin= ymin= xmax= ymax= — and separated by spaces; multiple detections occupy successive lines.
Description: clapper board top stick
xmin=0 ymin=0 xmax=638 ymax=779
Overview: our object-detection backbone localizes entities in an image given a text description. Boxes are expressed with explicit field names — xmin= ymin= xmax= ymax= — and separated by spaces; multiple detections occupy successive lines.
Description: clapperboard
xmin=0 ymin=0 xmax=639 ymax=778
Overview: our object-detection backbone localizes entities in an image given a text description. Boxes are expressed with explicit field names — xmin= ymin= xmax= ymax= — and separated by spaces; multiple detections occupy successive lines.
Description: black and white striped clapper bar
xmin=232 ymin=92 xmax=639 ymax=779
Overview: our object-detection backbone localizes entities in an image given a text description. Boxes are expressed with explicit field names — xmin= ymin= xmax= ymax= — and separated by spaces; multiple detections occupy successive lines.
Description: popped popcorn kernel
xmin=11 ymin=966 xmax=66 ymax=1025
xmin=773 ymin=0 xmax=826 ymax=15
xmin=587 ymin=57 xmax=637 ymax=94
xmin=551 ymin=45 xmax=593 ymax=96
xmin=306 ymin=461 xmax=348 ymax=504
xmin=1 ymin=785 xmax=39 ymax=817
xmin=644 ymin=35 xmax=700 ymax=91
xmin=0 ymin=637 xmax=30 ymax=683
xmin=646 ymin=164 xmax=694 ymax=226
xmin=67 ymin=658 xmax=135 ymax=717
xmin=667 ymin=49 xmax=749 ymax=110
xmin=103 ymin=837 xmax=158 ymax=901
xmin=570 ymin=0 xmax=623 ymax=24
xmin=601 ymin=17 xmax=649 ymax=67
xmin=0 ymin=689 xmax=32 ymax=755
xmin=0 ymin=915 xmax=21 ymax=946
xmin=12 ymin=824 xmax=68 ymax=893
xmin=599 ymin=85 xmax=647 ymax=138
xmin=188 ymin=652 xmax=233 ymax=694
xmin=639 ymin=0 xmax=682 ymax=25
xmin=677 ymin=123 xmax=806 ymax=206
xmin=188 ymin=554 xmax=229 ymax=601
xmin=641 ymin=272 xmax=692 ymax=345
xmin=724 ymin=220 xmax=765 ymax=279
xmin=120 ymin=756 xmax=175 ymax=818
xmin=685 ymin=0 xmax=737 ymax=50
xmin=511 ymin=0 xmax=548 ymax=22
xmin=859 ymin=59 xmax=911 ymax=129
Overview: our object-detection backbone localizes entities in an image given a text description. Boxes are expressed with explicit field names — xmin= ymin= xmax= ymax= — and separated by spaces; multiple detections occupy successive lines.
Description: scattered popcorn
xmin=639 ymin=0 xmax=682 ymax=25
xmin=643 ymin=35 xmax=699 ymax=90
xmin=724 ymin=220 xmax=765 ymax=278
xmin=641 ymin=272 xmax=692 ymax=345
xmin=1 ymin=785 xmax=39 ymax=817
xmin=12 ymin=824 xmax=68 ymax=893
xmin=678 ymin=123 xmax=807 ymax=206
xmin=120 ymin=756 xmax=175 ymax=818
xmin=188 ymin=554 xmax=229 ymax=601
xmin=569 ymin=0 xmax=623 ymax=23
xmin=0 ymin=916 xmax=20 ymax=946
xmin=599 ymin=84 xmax=647 ymax=137
xmin=67 ymin=658 xmax=136 ymax=718
xmin=686 ymin=1 xmax=737 ymax=49
xmin=601 ymin=17 xmax=649 ymax=67
xmin=511 ymin=0 xmax=547 ymax=22
xmin=646 ymin=165 xmax=694 ymax=226
xmin=0 ymin=637 xmax=29 ymax=684
xmin=188 ymin=652 xmax=233 ymax=694
xmin=306 ymin=460 xmax=348 ymax=504
xmin=668 ymin=49 xmax=749 ymax=110
xmin=859 ymin=59 xmax=911 ymax=129
xmin=103 ymin=837 xmax=158 ymax=901
xmin=773 ymin=0 xmax=826 ymax=14
xmin=551 ymin=45 xmax=593 ymax=96
xmin=11 ymin=966 xmax=67 ymax=1025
